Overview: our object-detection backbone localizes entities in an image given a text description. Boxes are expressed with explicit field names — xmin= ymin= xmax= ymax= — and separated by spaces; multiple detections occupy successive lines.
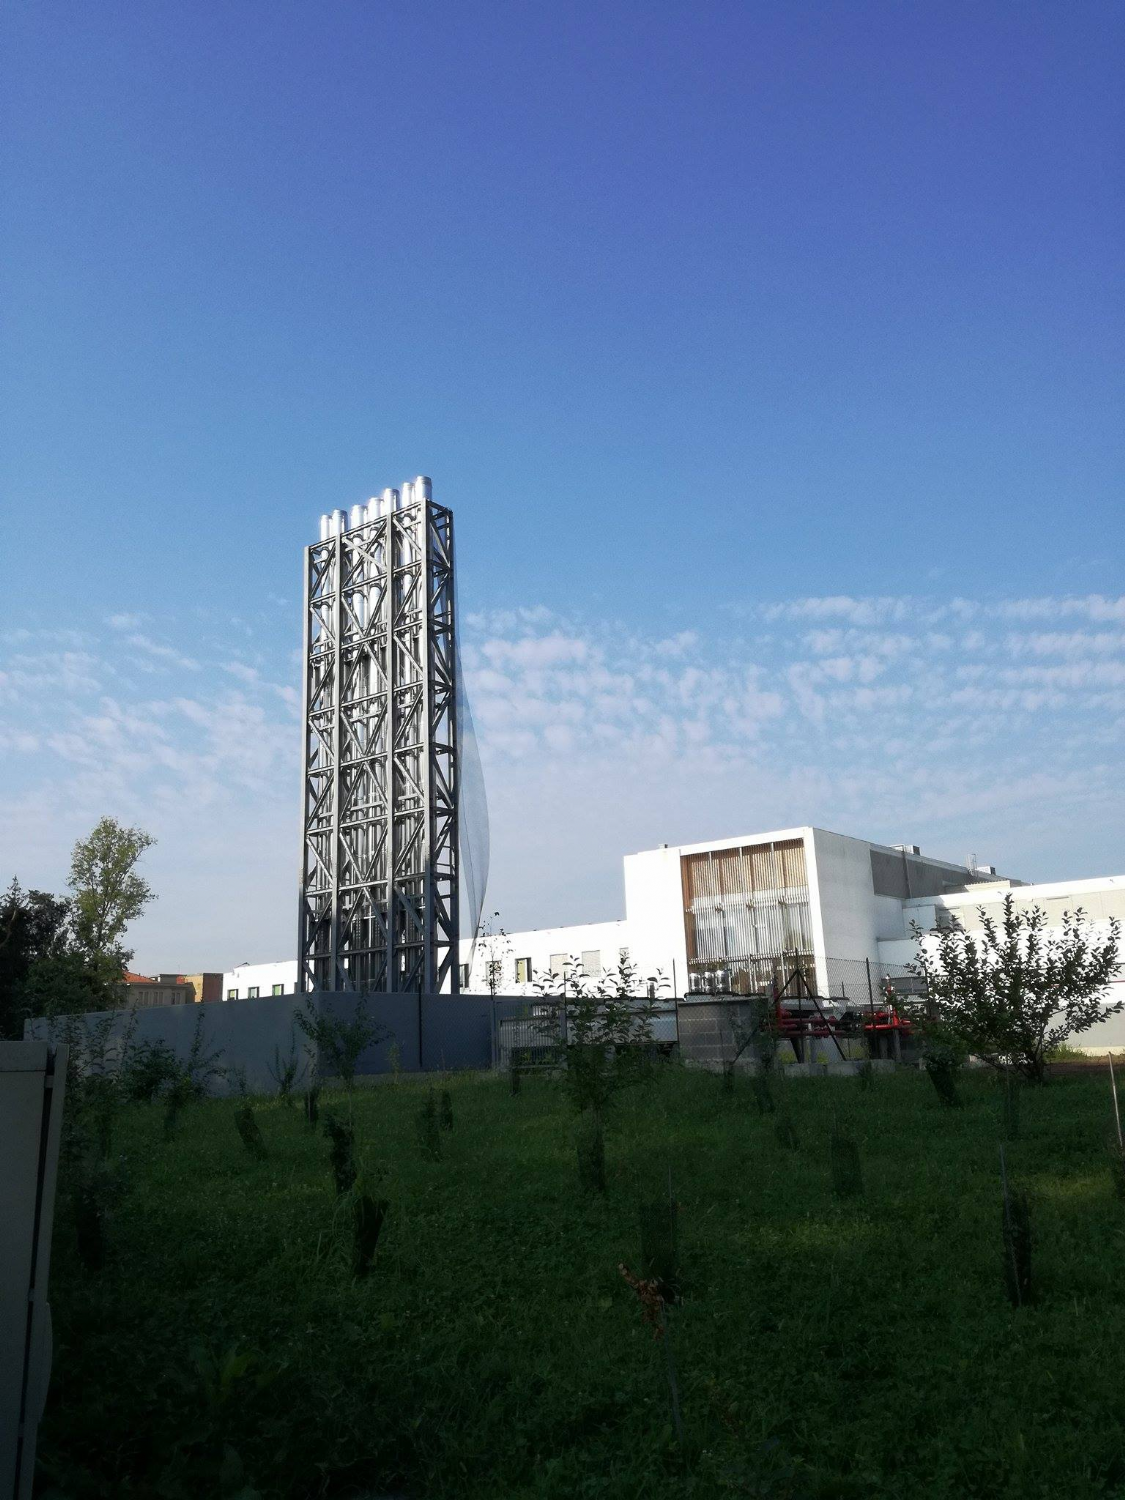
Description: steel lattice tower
xmin=298 ymin=477 xmax=459 ymax=994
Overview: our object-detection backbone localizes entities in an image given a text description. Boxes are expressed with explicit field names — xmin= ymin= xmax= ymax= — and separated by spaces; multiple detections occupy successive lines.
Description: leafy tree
xmin=68 ymin=816 xmax=156 ymax=964
xmin=1 ymin=817 xmax=156 ymax=1027
xmin=19 ymin=950 xmax=121 ymax=1022
xmin=294 ymin=994 xmax=388 ymax=1091
xmin=0 ymin=880 xmax=71 ymax=1036
xmin=541 ymin=951 xmax=665 ymax=1124
xmin=476 ymin=912 xmax=512 ymax=996
xmin=908 ymin=895 xmax=1122 ymax=1084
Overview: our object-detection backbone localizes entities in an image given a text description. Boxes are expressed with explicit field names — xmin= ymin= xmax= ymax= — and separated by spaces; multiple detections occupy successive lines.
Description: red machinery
xmin=770 ymin=966 xmax=914 ymax=1060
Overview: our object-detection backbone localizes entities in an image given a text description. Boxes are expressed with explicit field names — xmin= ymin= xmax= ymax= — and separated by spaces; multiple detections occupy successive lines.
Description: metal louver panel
xmin=681 ymin=838 xmax=813 ymax=994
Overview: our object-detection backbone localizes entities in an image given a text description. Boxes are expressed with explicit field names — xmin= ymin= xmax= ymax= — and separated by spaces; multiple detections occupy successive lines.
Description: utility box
xmin=1 ymin=1041 xmax=68 ymax=1500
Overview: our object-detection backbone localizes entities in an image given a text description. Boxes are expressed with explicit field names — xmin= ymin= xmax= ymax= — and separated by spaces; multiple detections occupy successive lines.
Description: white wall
xmin=807 ymin=829 xmax=882 ymax=986
xmin=223 ymin=959 xmax=299 ymax=999
xmin=622 ymin=845 xmax=689 ymax=995
xmin=878 ymin=874 xmax=1125 ymax=1052
xmin=459 ymin=920 xmax=631 ymax=995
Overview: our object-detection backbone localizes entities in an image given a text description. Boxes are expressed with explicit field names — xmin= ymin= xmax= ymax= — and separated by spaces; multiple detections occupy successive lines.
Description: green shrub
xmin=267 ymin=1032 xmax=303 ymax=1104
xmin=234 ymin=1103 xmax=267 ymax=1161
xmin=352 ymin=1195 xmax=389 ymax=1279
xmin=923 ymin=1040 xmax=963 ymax=1108
xmin=323 ymin=1112 xmax=357 ymax=1196
xmin=294 ymin=995 xmax=388 ymax=1091
xmin=830 ymin=1125 xmax=864 ymax=1199
xmin=751 ymin=1073 xmax=776 ymax=1115
xmin=417 ymin=1093 xmax=442 ymax=1161
xmin=122 ymin=1039 xmax=178 ymax=1103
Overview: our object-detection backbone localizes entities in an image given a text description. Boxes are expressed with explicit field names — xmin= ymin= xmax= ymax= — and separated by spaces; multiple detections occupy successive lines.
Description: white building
xmin=223 ymin=959 xmax=298 ymax=1001
xmin=222 ymin=824 xmax=1124 ymax=1051
xmin=469 ymin=827 xmax=1017 ymax=997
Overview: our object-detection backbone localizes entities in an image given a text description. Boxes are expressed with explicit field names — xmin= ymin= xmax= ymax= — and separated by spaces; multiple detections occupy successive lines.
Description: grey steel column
xmin=384 ymin=504 xmax=396 ymax=994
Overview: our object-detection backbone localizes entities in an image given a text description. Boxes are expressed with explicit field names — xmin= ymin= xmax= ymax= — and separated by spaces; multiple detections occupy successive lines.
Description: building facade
xmin=123 ymin=973 xmax=196 ymax=1008
xmin=222 ymin=824 xmax=1124 ymax=1050
xmin=223 ymin=959 xmax=299 ymax=1001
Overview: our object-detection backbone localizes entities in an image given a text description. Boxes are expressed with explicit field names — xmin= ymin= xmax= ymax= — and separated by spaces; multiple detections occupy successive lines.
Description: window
xmin=459 ymin=964 xmax=470 ymax=988
xmin=549 ymin=953 xmax=568 ymax=978
xmin=581 ymin=949 xmax=602 ymax=978
xmin=227 ymin=989 xmax=238 ymax=1000
xmin=272 ymin=984 xmax=283 ymax=996
xmin=247 ymin=986 xmax=260 ymax=998
xmin=515 ymin=957 xmax=532 ymax=984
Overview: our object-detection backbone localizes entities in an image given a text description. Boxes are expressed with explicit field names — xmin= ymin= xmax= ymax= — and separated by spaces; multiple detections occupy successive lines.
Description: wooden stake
xmin=1000 ymin=1144 xmax=1022 ymax=1309
xmin=1110 ymin=1055 xmax=1123 ymax=1154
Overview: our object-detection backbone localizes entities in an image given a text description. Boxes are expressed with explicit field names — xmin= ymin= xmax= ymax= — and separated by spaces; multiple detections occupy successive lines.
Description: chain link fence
xmin=490 ymin=954 xmax=927 ymax=1075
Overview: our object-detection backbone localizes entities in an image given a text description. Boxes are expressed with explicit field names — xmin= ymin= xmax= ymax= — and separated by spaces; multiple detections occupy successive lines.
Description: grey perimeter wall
xmin=23 ymin=993 xmax=885 ymax=1096
xmin=25 ymin=992 xmax=595 ymax=1097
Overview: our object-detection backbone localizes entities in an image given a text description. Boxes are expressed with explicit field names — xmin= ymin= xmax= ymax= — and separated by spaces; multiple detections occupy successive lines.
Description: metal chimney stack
xmin=297 ymin=474 xmax=459 ymax=995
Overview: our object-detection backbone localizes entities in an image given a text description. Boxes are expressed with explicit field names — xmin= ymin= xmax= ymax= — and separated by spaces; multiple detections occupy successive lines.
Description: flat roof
xmin=906 ymin=874 xmax=1125 ymax=907
xmin=630 ymin=825 xmax=979 ymax=873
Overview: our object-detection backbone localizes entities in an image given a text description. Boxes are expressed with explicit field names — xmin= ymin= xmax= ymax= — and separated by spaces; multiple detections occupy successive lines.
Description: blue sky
xmin=1 ymin=2 xmax=1122 ymax=971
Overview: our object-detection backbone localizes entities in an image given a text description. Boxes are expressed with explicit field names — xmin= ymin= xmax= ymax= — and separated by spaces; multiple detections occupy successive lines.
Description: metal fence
xmin=494 ymin=1000 xmax=678 ymax=1071
xmin=821 ymin=956 xmax=925 ymax=1008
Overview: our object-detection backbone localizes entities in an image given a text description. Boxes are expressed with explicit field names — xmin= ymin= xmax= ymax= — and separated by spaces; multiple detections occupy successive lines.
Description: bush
xmin=234 ymin=1103 xmax=267 ymax=1161
xmin=295 ymin=995 xmax=388 ymax=1091
xmin=323 ymin=1112 xmax=357 ymax=1196
xmin=417 ymin=1093 xmax=442 ymax=1161
xmin=352 ymin=1195 xmax=389 ymax=1278
xmin=122 ymin=1039 xmax=178 ymax=1104
xmin=910 ymin=896 xmax=1122 ymax=1084
xmin=924 ymin=1052 xmax=963 ymax=1109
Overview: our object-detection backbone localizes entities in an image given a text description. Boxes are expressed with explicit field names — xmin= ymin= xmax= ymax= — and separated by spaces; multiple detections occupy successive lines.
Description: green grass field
xmin=37 ymin=1062 xmax=1125 ymax=1500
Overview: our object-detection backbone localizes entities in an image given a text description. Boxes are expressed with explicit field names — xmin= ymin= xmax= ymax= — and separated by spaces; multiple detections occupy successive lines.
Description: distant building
xmin=218 ymin=824 xmax=1124 ymax=1051
xmin=123 ymin=972 xmax=195 ymax=1008
xmin=222 ymin=959 xmax=300 ymax=1001
xmin=178 ymin=972 xmax=223 ymax=1004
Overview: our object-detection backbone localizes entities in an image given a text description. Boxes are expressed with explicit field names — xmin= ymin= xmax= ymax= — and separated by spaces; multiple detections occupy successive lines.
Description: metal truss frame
xmin=297 ymin=494 xmax=459 ymax=994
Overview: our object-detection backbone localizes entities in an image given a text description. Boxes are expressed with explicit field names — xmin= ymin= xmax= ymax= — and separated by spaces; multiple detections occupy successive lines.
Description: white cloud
xmin=125 ymin=634 xmax=201 ymax=671
xmin=1004 ymin=631 xmax=1125 ymax=659
xmin=1 ymin=591 xmax=1122 ymax=962
xmin=224 ymin=662 xmax=260 ymax=684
